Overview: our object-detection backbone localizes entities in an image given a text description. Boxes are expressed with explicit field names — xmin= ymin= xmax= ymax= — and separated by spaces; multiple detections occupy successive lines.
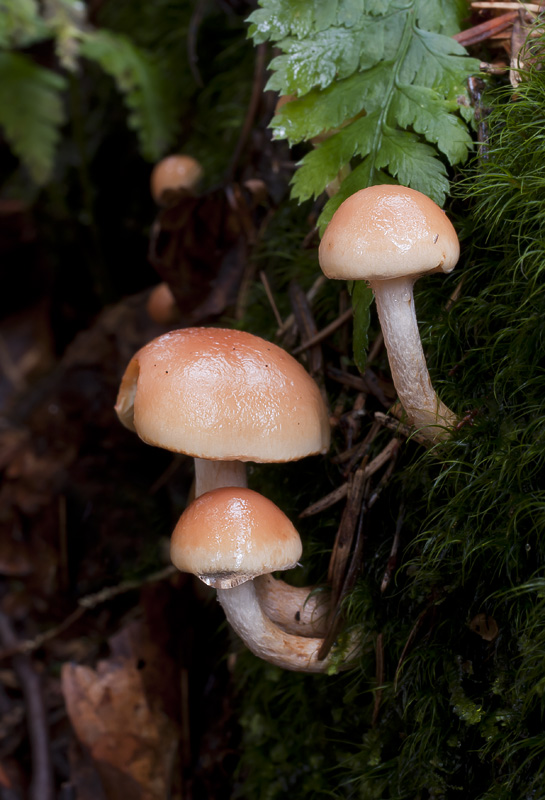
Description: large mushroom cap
xmin=170 ymin=487 xmax=302 ymax=588
xmin=115 ymin=327 xmax=330 ymax=462
xmin=150 ymin=154 xmax=203 ymax=205
xmin=319 ymin=185 xmax=460 ymax=281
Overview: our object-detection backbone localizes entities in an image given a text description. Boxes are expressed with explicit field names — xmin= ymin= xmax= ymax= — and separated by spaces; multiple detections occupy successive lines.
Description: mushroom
xmin=171 ymin=487 xmax=355 ymax=672
xmin=319 ymin=185 xmax=460 ymax=442
xmin=114 ymin=327 xmax=330 ymax=497
xmin=253 ymin=574 xmax=329 ymax=637
xmin=146 ymin=281 xmax=180 ymax=326
xmin=150 ymin=154 xmax=203 ymax=206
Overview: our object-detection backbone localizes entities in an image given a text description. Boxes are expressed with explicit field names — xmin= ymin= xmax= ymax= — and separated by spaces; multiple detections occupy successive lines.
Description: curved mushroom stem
xmin=194 ymin=458 xmax=247 ymax=496
xmin=370 ymin=276 xmax=458 ymax=442
xmin=253 ymin=574 xmax=329 ymax=638
xmin=217 ymin=580 xmax=356 ymax=673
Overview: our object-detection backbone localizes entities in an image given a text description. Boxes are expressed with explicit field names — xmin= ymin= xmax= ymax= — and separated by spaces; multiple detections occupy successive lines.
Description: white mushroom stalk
xmin=193 ymin=457 xmax=247 ymax=496
xmin=114 ymin=328 xmax=342 ymax=669
xmin=319 ymin=185 xmax=461 ymax=444
xmin=217 ymin=580 xmax=353 ymax=673
xmin=254 ymin=574 xmax=329 ymax=638
xmin=371 ymin=276 xmax=458 ymax=439
xmin=170 ymin=487 xmax=357 ymax=673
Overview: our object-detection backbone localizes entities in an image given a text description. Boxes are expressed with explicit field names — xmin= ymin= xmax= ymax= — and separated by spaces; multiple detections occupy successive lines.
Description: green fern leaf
xmin=0 ymin=0 xmax=47 ymax=48
xmin=0 ymin=52 xmax=66 ymax=184
xmin=249 ymin=0 xmax=478 ymax=373
xmin=251 ymin=0 xmax=479 ymax=217
xmin=79 ymin=29 xmax=177 ymax=161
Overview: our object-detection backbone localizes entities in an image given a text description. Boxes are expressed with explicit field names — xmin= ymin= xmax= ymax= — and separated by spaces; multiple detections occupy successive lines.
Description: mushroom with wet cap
xmin=114 ymin=327 xmax=331 ymax=496
xmin=150 ymin=154 xmax=203 ymax=206
xmin=319 ymin=185 xmax=459 ymax=442
xmin=171 ymin=487 xmax=355 ymax=672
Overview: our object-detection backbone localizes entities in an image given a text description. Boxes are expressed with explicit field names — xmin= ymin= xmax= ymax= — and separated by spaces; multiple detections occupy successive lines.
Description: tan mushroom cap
xmin=150 ymin=154 xmax=203 ymax=205
xmin=170 ymin=487 xmax=302 ymax=588
xmin=319 ymin=185 xmax=460 ymax=281
xmin=115 ymin=327 xmax=330 ymax=462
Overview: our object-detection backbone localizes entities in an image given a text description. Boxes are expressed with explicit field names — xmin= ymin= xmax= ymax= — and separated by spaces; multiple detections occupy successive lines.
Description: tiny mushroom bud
xmin=150 ymin=154 xmax=203 ymax=206
xmin=171 ymin=487 xmax=355 ymax=672
xmin=146 ymin=282 xmax=179 ymax=326
xmin=319 ymin=185 xmax=460 ymax=442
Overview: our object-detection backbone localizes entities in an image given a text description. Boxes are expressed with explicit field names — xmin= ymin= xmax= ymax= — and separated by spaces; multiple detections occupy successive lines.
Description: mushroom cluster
xmin=319 ymin=185 xmax=460 ymax=443
xmin=115 ymin=327 xmax=355 ymax=672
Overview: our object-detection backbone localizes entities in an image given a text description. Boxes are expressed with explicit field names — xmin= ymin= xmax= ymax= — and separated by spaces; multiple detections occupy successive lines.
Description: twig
xmin=366 ymin=332 xmax=384 ymax=365
xmin=298 ymin=482 xmax=349 ymax=518
xmin=260 ymin=271 xmax=284 ymax=328
xmin=292 ymin=308 xmax=353 ymax=355
xmin=299 ymin=435 xmax=397 ymax=518
xmin=453 ymin=11 xmax=518 ymax=45
xmin=326 ymin=469 xmax=369 ymax=599
xmin=288 ymin=281 xmax=323 ymax=377
xmin=372 ymin=633 xmax=384 ymax=727
xmin=0 ymin=565 xmax=178 ymax=662
xmin=380 ymin=504 xmax=405 ymax=593
xmin=276 ymin=276 xmax=326 ymax=337
xmin=0 ymin=612 xmax=54 ymax=800
xmin=318 ymin=504 xmax=367 ymax=660
xmin=226 ymin=43 xmax=268 ymax=180
xmin=394 ymin=608 xmax=430 ymax=691
xmin=374 ymin=410 xmax=430 ymax=446
xmin=471 ymin=2 xmax=541 ymax=11
xmin=318 ymin=441 xmax=399 ymax=660
xmin=187 ymin=0 xmax=208 ymax=87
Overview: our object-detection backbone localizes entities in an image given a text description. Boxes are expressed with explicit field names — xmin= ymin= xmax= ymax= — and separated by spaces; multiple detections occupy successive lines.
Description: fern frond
xmin=0 ymin=52 xmax=66 ymax=184
xmin=79 ymin=29 xmax=178 ymax=161
xmin=0 ymin=0 xmax=47 ymax=48
xmin=248 ymin=0 xmax=479 ymax=228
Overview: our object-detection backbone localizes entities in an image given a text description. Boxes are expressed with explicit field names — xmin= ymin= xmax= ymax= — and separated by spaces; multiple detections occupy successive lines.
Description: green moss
xmin=235 ymin=31 xmax=545 ymax=800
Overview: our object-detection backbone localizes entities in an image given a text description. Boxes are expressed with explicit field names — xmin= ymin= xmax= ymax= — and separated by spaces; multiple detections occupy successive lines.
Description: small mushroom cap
xmin=170 ymin=487 xmax=302 ymax=588
xmin=115 ymin=327 xmax=330 ymax=462
xmin=319 ymin=185 xmax=460 ymax=281
xmin=145 ymin=282 xmax=178 ymax=325
xmin=150 ymin=154 xmax=203 ymax=205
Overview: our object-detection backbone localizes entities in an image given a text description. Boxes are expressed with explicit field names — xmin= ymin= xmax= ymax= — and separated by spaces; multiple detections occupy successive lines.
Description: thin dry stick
xmin=380 ymin=505 xmax=405 ymax=593
xmin=0 ymin=565 xmax=178 ymax=662
xmin=0 ymin=612 xmax=54 ymax=800
xmin=366 ymin=332 xmax=384 ymax=365
xmin=226 ymin=43 xmax=267 ymax=180
xmin=292 ymin=307 xmax=353 ymax=355
xmin=318 ymin=506 xmax=367 ymax=660
xmin=471 ymin=1 xmax=541 ymax=10
xmin=372 ymin=633 xmax=384 ymax=727
xmin=260 ymin=271 xmax=284 ymax=328
xmin=318 ymin=445 xmax=399 ymax=660
xmin=300 ymin=436 xmax=397 ymax=518
xmin=276 ymin=275 xmax=326 ymax=337
xmin=288 ymin=281 xmax=323 ymax=377
xmin=453 ymin=11 xmax=518 ymax=45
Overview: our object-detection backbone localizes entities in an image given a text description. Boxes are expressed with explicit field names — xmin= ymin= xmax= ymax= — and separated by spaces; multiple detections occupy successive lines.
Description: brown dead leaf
xmin=62 ymin=655 xmax=178 ymax=800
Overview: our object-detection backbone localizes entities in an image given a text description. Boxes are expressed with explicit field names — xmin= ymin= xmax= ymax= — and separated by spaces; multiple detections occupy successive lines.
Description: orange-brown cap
xmin=170 ymin=487 xmax=302 ymax=588
xmin=319 ymin=185 xmax=459 ymax=281
xmin=146 ymin=282 xmax=179 ymax=325
xmin=150 ymin=154 xmax=203 ymax=205
xmin=115 ymin=327 xmax=330 ymax=462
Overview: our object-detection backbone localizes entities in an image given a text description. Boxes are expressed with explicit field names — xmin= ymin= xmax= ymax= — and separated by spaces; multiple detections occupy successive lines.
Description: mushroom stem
xmin=371 ymin=276 xmax=457 ymax=441
xmin=217 ymin=580 xmax=354 ymax=673
xmin=194 ymin=458 xmax=247 ymax=496
xmin=253 ymin=574 xmax=329 ymax=638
